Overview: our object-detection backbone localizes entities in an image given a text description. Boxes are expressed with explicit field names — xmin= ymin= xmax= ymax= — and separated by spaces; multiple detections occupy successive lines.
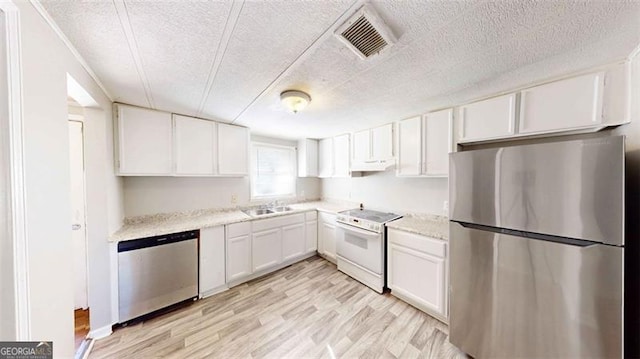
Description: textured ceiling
xmin=41 ymin=0 xmax=640 ymax=139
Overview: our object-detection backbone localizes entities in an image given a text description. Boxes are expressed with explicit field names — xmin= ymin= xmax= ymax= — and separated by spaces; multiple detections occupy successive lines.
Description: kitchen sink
xmin=271 ymin=206 xmax=293 ymax=213
xmin=242 ymin=208 xmax=274 ymax=216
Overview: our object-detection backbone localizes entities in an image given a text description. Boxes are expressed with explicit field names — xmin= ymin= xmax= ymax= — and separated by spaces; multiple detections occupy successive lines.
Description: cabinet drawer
xmin=388 ymin=228 xmax=446 ymax=258
xmin=279 ymin=213 xmax=305 ymax=227
xmin=227 ymin=222 xmax=251 ymax=238
xmin=253 ymin=213 xmax=304 ymax=232
xmin=305 ymin=211 xmax=318 ymax=221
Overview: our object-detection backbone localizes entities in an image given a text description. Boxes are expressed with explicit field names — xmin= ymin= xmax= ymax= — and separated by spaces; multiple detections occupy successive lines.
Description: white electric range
xmin=335 ymin=208 xmax=402 ymax=293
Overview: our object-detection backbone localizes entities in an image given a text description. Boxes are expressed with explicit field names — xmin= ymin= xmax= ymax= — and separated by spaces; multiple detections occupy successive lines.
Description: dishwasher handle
xmin=118 ymin=230 xmax=198 ymax=253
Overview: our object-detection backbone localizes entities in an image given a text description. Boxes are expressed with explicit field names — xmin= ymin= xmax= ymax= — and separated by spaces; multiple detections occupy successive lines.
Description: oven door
xmin=336 ymin=222 xmax=383 ymax=274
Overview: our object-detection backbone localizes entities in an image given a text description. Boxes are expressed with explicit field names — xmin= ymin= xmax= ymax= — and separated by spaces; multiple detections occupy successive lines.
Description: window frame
xmin=250 ymin=141 xmax=297 ymax=200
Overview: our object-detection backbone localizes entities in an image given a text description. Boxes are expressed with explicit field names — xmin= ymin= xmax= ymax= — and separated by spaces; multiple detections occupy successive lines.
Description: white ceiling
xmin=41 ymin=0 xmax=640 ymax=139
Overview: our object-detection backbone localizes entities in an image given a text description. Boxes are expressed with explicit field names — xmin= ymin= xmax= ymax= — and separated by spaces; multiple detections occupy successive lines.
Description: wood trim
xmin=29 ymin=0 xmax=113 ymax=101
xmin=1 ymin=1 xmax=31 ymax=340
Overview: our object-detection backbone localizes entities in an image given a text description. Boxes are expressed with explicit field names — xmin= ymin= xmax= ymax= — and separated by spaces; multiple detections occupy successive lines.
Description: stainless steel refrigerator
xmin=449 ymin=136 xmax=625 ymax=358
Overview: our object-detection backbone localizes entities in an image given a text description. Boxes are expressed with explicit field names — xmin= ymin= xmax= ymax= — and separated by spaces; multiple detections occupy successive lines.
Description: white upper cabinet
xmin=423 ymin=109 xmax=452 ymax=176
xmin=116 ymin=104 xmax=249 ymax=177
xmin=217 ymin=122 xmax=249 ymax=176
xmin=519 ymin=72 xmax=604 ymax=134
xmin=116 ymin=104 xmax=173 ymax=175
xmin=371 ymin=123 xmax=393 ymax=160
xmin=454 ymin=63 xmax=630 ymax=145
xmin=333 ymin=134 xmax=351 ymax=177
xmin=174 ymin=115 xmax=216 ymax=176
xmin=297 ymin=138 xmax=318 ymax=177
xmin=353 ymin=130 xmax=370 ymax=163
xmin=397 ymin=111 xmax=451 ymax=177
xmin=352 ymin=123 xmax=394 ymax=171
xmin=458 ymin=94 xmax=516 ymax=143
xmin=397 ymin=116 xmax=422 ymax=176
xmin=318 ymin=138 xmax=334 ymax=178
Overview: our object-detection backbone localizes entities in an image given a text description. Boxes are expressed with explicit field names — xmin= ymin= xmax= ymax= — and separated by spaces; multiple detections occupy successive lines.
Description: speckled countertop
xmin=109 ymin=200 xmax=358 ymax=242
xmin=386 ymin=214 xmax=449 ymax=240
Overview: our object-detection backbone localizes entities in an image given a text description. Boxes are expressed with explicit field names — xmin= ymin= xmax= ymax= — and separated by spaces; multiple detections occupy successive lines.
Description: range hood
xmin=350 ymin=158 xmax=395 ymax=172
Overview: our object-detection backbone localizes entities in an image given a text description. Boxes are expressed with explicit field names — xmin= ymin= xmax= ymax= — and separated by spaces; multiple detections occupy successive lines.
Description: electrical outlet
xmin=231 ymin=194 xmax=237 ymax=204
xmin=443 ymin=200 xmax=449 ymax=215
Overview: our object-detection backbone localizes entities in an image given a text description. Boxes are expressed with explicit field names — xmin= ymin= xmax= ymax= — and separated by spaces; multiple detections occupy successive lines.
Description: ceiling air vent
xmin=336 ymin=6 xmax=397 ymax=60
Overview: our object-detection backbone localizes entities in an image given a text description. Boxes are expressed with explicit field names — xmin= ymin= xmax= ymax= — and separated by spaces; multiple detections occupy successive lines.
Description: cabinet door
xmin=218 ymin=123 xmax=249 ymax=175
xmin=282 ymin=223 xmax=305 ymax=261
xmin=519 ymin=72 xmax=604 ymax=134
xmin=397 ymin=116 xmax=422 ymax=176
xmin=320 ymin=222 xmax=337 ymax=261
xmin=226 ymin=234 xmax=251 ymax=282
xmin=388 ymin=243 xmax=446 ymax=316
xmin=252 ymin=228 xmax=282 ymax=272
xmin=333 ymin=134 xmax=351 ymax=177
xmin=199 ymin=226 xmax=225 ymax=295
xmin=305 ymin=220 xmax=318 ymax=253
xmin=459 ymin=93 xmax=516 ymax=142
xmin=423 ymin=109 xmax=452 ymax=176
xmin=318 ymin=138 xmax=334 ymax=178
xmin=371 ymin=123 xmax=393 ymax=160
xmin=353 ymin=130 xmax=371 ymax=162
xmin=174 ymin=115 xmax=216 ymax=175
xmin=297 ymin=138 xmax=318 ymax=177
xmin=116 ymin=104 xmax=173 ymax=175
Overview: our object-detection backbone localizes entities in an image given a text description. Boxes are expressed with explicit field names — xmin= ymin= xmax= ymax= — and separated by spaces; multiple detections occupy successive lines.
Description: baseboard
xmin=318 ymin=252 xmax=336 ymax=264
xmin=227 ymin=251 xmax=317 ymax=288
xmin=88 ymin=325 xmax=112 ymax=339
xmin=389 ymin=289 xmax=448 ymax=325
xmin=200 ymin=284 xmax=229 ymax=299
xmin=74 ymin=338 xmax=94 ymax=359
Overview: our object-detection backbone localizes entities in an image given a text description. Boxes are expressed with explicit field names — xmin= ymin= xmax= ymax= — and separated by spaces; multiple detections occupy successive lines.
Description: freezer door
xmin=449 ymin=222 xmax=623 ymax=359
xmin=449 ymin=136 xmax=624 ymax=246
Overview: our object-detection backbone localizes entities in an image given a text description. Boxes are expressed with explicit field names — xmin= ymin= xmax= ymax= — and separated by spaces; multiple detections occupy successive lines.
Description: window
xmin=250 ymin=142 xmax=296 ymax=198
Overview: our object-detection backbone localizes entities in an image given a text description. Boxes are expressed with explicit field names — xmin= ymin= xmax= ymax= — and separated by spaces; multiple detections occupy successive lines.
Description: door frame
xmin=68 ymin=119 xmax=90 ymax=311
xmin=0 ymin=1 xmax=30 ymax=340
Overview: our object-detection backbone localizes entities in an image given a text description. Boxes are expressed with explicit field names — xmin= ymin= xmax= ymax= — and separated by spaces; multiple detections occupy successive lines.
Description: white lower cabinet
xmin=252 ymin=228 xmax=282 ymax=272
xmin=226 ymin=211 xmax=316 ymax=287
xmin=318 ymin=212 xmax=337 ymax=262
xmin=387 ymin=228 xmax=448 ymax=322
xmin=199 ymin=226 xmax=226 ymax=297
xmin=305 ymin=211 xmax=318 ymax=253
xmin=282 ymin=223 xmax=305 ymax=262
xmin=226 ymin=222 xmax=252 ymax=282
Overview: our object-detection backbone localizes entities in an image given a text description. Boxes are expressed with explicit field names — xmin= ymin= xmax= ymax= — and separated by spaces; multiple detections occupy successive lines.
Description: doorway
xmin=68 ymin=118 xmax=90 ymax=351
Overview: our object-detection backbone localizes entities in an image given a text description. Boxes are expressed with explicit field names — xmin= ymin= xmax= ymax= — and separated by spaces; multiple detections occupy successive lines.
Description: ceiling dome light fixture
xmin=280 ymin=90 xmax=311 ymax=114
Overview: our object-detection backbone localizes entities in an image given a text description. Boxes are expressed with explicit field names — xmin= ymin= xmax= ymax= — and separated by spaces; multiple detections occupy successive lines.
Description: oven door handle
xmin=335 ymin=222 xmax=381 ymax=239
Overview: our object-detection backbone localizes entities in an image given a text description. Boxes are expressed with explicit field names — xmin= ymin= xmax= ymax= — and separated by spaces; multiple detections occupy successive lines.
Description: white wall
xmin=123 ymin=135 xmax=321 ymax=217
xmin=0 ymin=9 xmax=15 ymax=340
xmin=15 ymin=2 xmax=122 ymax=357
xmin=322 ymin=172 xmax=448 ymax=215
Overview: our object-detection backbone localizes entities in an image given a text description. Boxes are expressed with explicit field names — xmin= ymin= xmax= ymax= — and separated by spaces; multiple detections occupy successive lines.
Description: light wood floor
xmin=75 ymin=308 xmax=90 ymax=350
xmin=91 ymin=256 xmax=467 ymax=358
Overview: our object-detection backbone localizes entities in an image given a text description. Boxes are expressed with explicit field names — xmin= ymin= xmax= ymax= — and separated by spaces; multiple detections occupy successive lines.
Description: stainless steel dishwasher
xmin=118 ymin=230 xmax=198 ymax=323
